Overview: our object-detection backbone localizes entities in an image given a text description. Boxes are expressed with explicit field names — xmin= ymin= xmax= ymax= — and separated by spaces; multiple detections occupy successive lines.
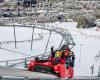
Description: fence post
xmin=59 ymin=38 xmax=64 ymax=48
xmin=45 ymin=30 xmax=52 ymax=53
xmin=90 ymin=64 xmax=94 ymax=75
xmin=24 ymin=59 xmax=27 ymax=68
xmin=98 ymin=66 xmax=100 ymax=77
xmin=13 ymin=26 xmax=17 ymax=48
xmin=0 ymin=76 xmax=2 ymax=80
xmin=6 ymin=61 xmax=8 ymax=67
xmin=31 ymin=28 xmax=35 ymax=51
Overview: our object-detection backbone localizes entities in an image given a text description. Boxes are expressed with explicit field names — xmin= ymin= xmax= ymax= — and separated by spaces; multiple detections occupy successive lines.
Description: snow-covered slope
xmin=0 ymin=27 xmax=62 ymax=61
xmin=0 ymin=22 xmax=100 ymax=77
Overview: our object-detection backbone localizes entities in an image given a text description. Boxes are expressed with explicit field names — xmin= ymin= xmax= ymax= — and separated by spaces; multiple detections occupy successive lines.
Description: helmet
xmin=55 ymin=51 xmax=62 ymax=58
xmin=65 ymin=48 xmax=70 ymax=52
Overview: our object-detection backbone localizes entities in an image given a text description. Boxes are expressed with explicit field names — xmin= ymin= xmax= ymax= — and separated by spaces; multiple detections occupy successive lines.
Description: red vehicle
xmin=27 ymin=57 xmax=74 ymax=79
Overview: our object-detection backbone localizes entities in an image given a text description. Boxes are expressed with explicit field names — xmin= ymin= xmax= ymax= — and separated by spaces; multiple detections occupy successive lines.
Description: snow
xmin=73 ymin=38 xmax=100 ymax=76
xmin=0 ymin=22 xmax=100 ymax=77
xmin=0 ymin=26 xmax=62 ymax=61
